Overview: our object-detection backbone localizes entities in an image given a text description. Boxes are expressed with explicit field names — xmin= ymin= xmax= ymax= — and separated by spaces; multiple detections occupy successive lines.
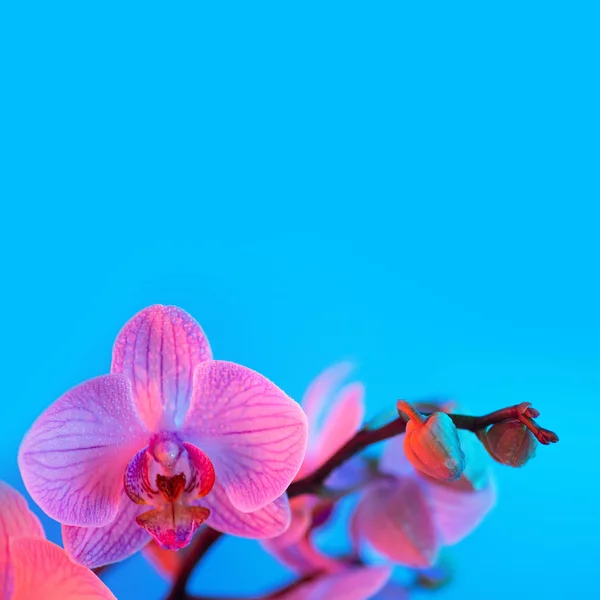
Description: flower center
xmin=124 ymin=432 xmax=215 ymax=550
xmin=156 ymin=472 xmax=186 ymax=502
xmin=153 ymin=438 xmax=181 ymax=468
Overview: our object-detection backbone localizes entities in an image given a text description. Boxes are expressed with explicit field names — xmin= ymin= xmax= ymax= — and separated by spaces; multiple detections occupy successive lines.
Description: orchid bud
xmin=484 ymin=420 xmax=537 ymax=467
xmin=397 ymin=401 xmax=465 ymax=482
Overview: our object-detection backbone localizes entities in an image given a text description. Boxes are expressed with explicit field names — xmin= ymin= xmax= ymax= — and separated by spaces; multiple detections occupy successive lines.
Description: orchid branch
xmin=167 ymin=402 xmax=559 ymax=600
xmin=166 ymin=527 xmax=224 ymax=600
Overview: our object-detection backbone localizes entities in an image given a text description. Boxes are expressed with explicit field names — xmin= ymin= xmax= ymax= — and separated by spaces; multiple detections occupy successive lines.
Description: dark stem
xmin=92 ymin=564 xmax=111 ymax=578
xmin=166 ymin=527 xmax=224 ymax=600
xmin=286 ymin=409 xmax=532 ymax=498
xmin=167 ymin=402 xmax=558 ymax=599
xmin=288 ymin=417 xmax=406 ymax=498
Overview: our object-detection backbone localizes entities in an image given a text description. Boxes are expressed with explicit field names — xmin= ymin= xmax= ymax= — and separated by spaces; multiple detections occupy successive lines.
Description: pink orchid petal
xmin=10 ymin=537 xmax=116 ymax=600
xmin=298 ymin=365 xmax=359 ymax=479
xmin=418 ymin=430 xmax=496 ymax=544
xmin=373 ymin=581 xmax=410 ymax=600
xmin=380 ymin=432 xmax=495 ymax=547
xmin=269 ymin=496 xmax=314 ymax=547
xmin=111 ymin=305 xmax=212 ymax=431
xmin=427 ymin=476 xmax=497 ymax=545
xmin=351 ymin=479 xmax=439 ymax=568
xmin=262 ymin=533 xmax=343 ymax=576
xmin=0 ymin=483 xmax=45 ymax=600
xmin=312 ymin=382 xmax=364 ymax=469
xmin=182 ymin=361 xmax=307 ymax=513
xmin=301 ymin=363 xmax=353 ymax=443
xmin=261 ymin=496 xmax=341 ymax=576
xmin=281 ymin=566 xmax=392 ymax=600
xmin=261 ymin=496 xmax=318 ymax=566
xmin=203 ymin=483 xmax=291 ymax=538
xmin=62 ymin=492 xmax=151 ymax=569
xmin=18 ymin=374 xmax=148 ymax=527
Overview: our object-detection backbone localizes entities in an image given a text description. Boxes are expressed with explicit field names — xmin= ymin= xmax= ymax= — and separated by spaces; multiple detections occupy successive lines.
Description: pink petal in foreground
xmin=282 ymin=566 xmax=392 ymax=600
xmin=10 ymin=537 xmax=116 ymax=600
xmin=203 ymin=483 xmax=291 ymax=538
xmin=427 ymin=476 xmax=496 ymax=545
xmin=267 ymin=496 xmax=313 ymax=547
xmin=18 ymin=374 xmax=148 ymax=527
xmin=263 ymin=533 xmax=343 ymax=576
xmin=0 ymin=483 xmax=45 ymax=600
xmin=183 ymin=361 xmax=308 ymax=513
xmin=351 ymin=479 xmax=439 ymax=568
xmin=62 ymin=492 xmax=151 ymax=569
xmin=111 ymin=305 xmax=212 ymax=431
xmin=419 ymin=430 xmax=496 ymax=544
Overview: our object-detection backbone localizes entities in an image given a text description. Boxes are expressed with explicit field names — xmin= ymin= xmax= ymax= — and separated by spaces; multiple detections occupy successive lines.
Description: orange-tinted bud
xmin=484 ymin=420 xmax=537 ymax=467
xmin=397 ymin=401 xmax=465 ymax=482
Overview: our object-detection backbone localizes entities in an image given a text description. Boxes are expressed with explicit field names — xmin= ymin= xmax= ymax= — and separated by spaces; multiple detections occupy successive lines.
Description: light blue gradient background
xmin=1 ymin=2 xmax=597 ymax=599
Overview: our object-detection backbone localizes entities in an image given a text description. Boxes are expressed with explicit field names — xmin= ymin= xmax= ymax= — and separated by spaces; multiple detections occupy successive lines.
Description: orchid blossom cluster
xmin=0 ymin=305 xmax=559 ymax=600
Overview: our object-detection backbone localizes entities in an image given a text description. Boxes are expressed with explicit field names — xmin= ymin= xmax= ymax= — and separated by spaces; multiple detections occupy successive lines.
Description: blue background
xmin=1 ymin=2 xmax=597 ymax=598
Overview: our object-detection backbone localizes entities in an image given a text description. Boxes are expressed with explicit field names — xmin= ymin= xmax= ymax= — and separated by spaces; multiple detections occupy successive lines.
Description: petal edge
xmin=111 ymin=305 xmax=212 ymax=430
xmin=183 ymin=361 xmax=308 ymax=513
xmin=18 ymin=374 xmax=148 ymax=527
xmin=10 ymin=537 xmax=116 ymax=600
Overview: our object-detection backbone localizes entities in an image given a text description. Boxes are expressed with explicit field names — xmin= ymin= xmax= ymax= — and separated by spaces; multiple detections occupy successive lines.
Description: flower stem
xmin=166 ymin=402 xmax=558 ymax=599
xmin=165 ymin=527 xmax=223 ymax=600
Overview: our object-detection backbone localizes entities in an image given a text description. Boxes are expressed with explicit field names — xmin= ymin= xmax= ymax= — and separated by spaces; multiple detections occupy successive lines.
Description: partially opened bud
xmin=397 ymin=401 xmax=465 ymax=482
xmin=483 ymin=420 xmax=537 ymax=467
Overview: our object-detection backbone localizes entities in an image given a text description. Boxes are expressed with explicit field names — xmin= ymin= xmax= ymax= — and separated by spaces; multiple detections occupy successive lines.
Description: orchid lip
xmin=124 ymin=432 xmax=215 ymax=549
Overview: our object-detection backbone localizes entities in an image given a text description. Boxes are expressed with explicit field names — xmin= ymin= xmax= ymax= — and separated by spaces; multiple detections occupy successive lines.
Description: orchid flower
xmin=0 ymin=481 xmax=115 ymax=600
xmin=262 ymin=363 xmax=368 ymax=575
xmin=18 ymin=305 xmax=308 ymax=568
xmin=351 ymin=404 xmax=496 ymax=568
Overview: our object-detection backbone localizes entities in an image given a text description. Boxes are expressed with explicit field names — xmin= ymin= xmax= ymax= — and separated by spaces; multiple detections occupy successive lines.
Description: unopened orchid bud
xmin=483 ymin=420 xmax=537 ymax=467
xmin=397 ymin=401 xmax=465 ymax=482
